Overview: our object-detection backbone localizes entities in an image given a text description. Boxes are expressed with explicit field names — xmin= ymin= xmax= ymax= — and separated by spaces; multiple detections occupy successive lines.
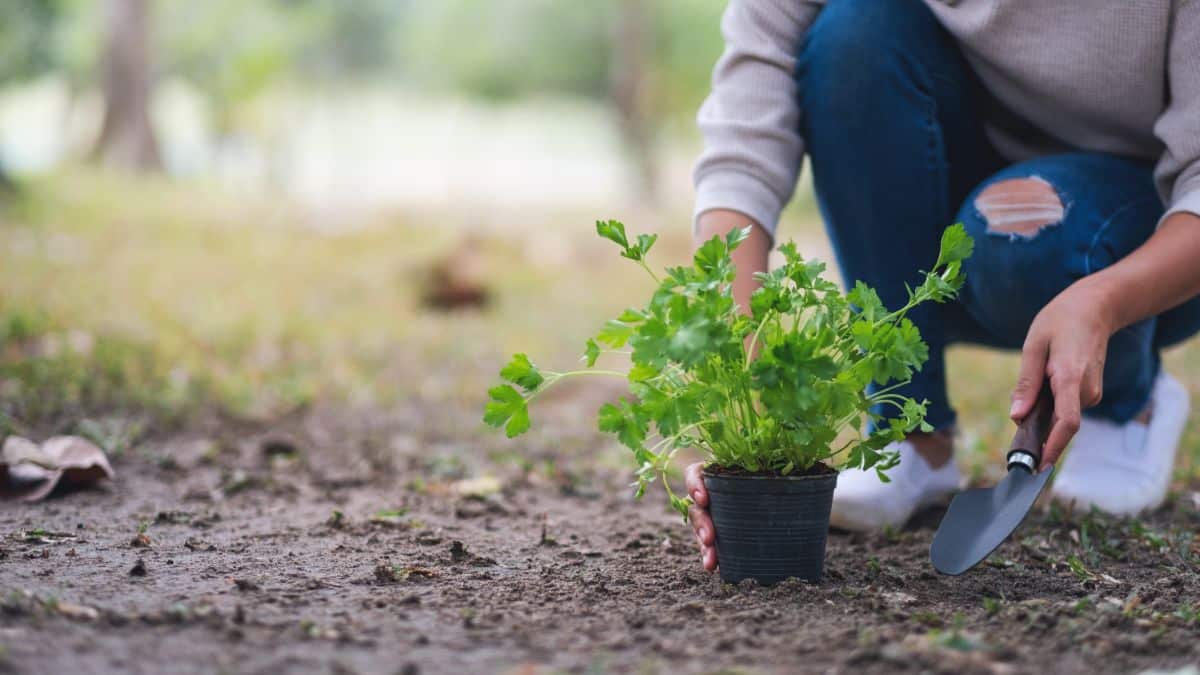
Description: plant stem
xmin=547 ymin=369 xmax=627 ymax=378
xmin=637 ymin=260 xmax=660 ymax=284
xmin=744 ymin=310 xmax=773 ymax=371
xmin=523 ymin=369 xmax=627 ymax=407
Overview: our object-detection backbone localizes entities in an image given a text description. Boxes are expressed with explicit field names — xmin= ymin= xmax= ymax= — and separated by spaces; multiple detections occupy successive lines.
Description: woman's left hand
xmin=1009 ymin=280 xmax=1115 ymax=468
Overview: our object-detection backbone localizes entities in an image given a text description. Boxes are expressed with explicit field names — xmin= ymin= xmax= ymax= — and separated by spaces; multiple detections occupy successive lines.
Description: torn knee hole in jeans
xmin=974 ymin=176 xmax=1064 ymax=240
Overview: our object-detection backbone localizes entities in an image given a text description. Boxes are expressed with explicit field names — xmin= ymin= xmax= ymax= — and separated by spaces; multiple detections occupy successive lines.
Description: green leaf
xmin=505 ymin=406 xmax=530 ymax=437
xmin=692 ymin=235 xmax=728 ymax=275
xmin=626 ymin=233 xmax=658 ymax=262
xmin=596 ymin=219 xmax=629 ymax=250
xmin=847 ymin=281 xmax=886 ymax=321
xmin=670 ymin=494 xmax=691 ymax=521
xmin=777 ymin=241 xmax=801 ymax=265
xmin=499 ymin=353 xmax=545 ymax=392
xmin=483 ymin=385 xmax=531 ymax=438
xmin=597 ymin=319 xmax=635 ymax=348
xmin=597 ymin=400 xmax=647 ymax=451
xmin=584 ymin=339 xmax=600 ymax=367
xmin=725 ymin=225 xmax=752 ymax=250
xmin=616 ymin=308 xmax=648 ymax=324
xmin=627 ymin=362 xmax=659 ymax=382
xmin=937 ymin=223 xmax=974 ymax=267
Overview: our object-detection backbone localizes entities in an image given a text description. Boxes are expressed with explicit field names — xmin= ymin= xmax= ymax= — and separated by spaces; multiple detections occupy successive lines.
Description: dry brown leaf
xmin=56 ymin=602 xmax=100 ymax=621
xmin=420 ymin=235 xmax=491 ymax=311
xmin=1 ymin=435 xmax=115 ymax=501
xmin=451 ymin=475 xmax=501 ymax=498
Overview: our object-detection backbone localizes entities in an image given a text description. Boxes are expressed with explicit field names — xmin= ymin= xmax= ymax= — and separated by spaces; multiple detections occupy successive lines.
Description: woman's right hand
xmin=685 ymin=462 xmax=717 ymax=571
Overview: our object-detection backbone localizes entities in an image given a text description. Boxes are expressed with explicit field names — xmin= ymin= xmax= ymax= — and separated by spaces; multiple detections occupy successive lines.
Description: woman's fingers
xmin=689 ymin=503 xmax=717 ymax=572
xmin=1011 ymin=334 xmax=1049 ymax=421
xmin=685 ymin=462 xmax=716 ymax=571
xmin=1043 ymin=370 xmax=1082 ymax=468
xmin=1081 ymin=364 xmax=1105 ymax=408
xmin=684 ymin=462 xmax=708 ymax=507
xmin=688 ymin=504 xmax=714 ymax=546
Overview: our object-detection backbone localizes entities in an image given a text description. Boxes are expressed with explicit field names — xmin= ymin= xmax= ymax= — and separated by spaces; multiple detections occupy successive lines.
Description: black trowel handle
xmin=1007 ymin=385 xmax=1054 ymax=472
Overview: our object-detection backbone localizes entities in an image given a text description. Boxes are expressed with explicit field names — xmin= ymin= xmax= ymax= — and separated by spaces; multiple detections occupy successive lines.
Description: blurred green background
xmin=0 ymin=0 xmax=736 ymax=428
xmin=0 ymin=0 xmax=1196 ymax=483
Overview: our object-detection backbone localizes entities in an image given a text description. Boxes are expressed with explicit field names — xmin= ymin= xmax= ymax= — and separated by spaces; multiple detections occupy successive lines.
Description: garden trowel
xmin=930 ymin=387 xmax=1055 ymax=575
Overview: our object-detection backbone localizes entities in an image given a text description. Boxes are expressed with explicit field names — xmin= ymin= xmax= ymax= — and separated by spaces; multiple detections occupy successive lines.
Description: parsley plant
xmin=485 ymin=221 xmax=973 ymax=518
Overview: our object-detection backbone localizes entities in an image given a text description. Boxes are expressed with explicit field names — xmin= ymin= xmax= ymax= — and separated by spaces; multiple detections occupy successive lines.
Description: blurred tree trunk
xmin=92 ymin=0 xmax=161 ymax=172
xmin=610 ymin=0 xmax=658 ymax=204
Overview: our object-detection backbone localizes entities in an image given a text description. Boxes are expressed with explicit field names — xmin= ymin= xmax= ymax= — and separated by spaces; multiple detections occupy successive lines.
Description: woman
xmin=684 ymin=0 xmax=1200 ymax=572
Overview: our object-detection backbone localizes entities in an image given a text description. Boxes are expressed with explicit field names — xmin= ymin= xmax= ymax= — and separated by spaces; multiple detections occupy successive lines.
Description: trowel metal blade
xmin=930 ymin=466 xmax=1053 ymax=575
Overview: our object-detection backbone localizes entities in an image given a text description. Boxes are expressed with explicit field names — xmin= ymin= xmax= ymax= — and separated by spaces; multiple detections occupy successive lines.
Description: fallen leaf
xmin=1 ymin=435 xmax=115 ymax=501
xmin=451 ymin=476 xmax=502 ymax=498
xmin=883 ymin=591 xmax=918 ymax=606
xmin=420 ymin=235 xmax=491 ymax=311
xmin=56 ymin=601 xmax=100 ymax=621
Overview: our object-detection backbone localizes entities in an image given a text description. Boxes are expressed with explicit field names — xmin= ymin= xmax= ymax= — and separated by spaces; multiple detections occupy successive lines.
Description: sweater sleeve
xmin=692 ymin=0 xmax=823 ymax=241
xmin=1154 ymin=0 xmax=1200 ymax=225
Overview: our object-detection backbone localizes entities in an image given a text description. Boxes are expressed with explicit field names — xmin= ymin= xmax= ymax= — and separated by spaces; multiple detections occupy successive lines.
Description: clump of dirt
xmin=2 ymin=399 xmax=1198 ymax=674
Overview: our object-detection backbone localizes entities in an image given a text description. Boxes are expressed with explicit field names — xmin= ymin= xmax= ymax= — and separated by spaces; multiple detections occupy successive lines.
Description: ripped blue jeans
xmin=796 ymin=0 xmax=1200 ymax=429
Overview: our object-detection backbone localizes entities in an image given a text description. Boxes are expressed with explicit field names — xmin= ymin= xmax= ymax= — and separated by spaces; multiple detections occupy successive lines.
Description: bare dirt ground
xmin=3 ymin=384 xmax=1199 ymax=675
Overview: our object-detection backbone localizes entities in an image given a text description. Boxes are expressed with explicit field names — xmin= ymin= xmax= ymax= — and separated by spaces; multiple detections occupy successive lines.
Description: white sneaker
xmin=1052 ymin=372 xmax=1189 ymax=516
xmin=830 ymin=440 xmax=962 ymax=531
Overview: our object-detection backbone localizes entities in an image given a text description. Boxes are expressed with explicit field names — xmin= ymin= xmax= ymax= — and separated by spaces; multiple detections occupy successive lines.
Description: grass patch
xmin=0 ymin=170 xmax=665 ymax=431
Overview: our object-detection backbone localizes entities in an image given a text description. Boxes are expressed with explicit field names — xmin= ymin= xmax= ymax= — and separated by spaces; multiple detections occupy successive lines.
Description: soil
xmin=2 ymin=395 xmax=1199 ymax=675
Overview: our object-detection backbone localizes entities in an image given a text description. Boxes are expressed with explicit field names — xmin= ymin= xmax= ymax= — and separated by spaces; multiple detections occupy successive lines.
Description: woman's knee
xmin=971 ymin=177 xmax=1065 ymax=239
xmin=957 ymin=154 xmax=1161 ymax=342
xmin=956 ymin=176 xmax=1074 ymax=343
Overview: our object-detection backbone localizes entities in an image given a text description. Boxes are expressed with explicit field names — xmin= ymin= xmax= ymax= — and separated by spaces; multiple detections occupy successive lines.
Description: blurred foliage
xmin=402 ymin=0 xmax=725 ymax=122
xmin=158 ymin=0 xmax=409 ymax=131
xmin=403 ymin=0 xmax=611 ymax=100
xmin=0 ymin=0 xmax=60 ymax=83
xmin=0 ymin=0 xmax=726 ymax=128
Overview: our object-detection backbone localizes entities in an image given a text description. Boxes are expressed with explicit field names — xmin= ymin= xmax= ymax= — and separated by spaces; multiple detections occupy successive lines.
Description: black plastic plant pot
xmin=702 ymin=467 xmax=838 ymax=585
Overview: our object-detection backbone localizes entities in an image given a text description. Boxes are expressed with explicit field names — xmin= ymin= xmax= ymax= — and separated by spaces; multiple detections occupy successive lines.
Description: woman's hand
xmin=1009 ymin=280 xmax=1116 ymax=468
xmin=685 ymin=462 xmax=717 ymax=571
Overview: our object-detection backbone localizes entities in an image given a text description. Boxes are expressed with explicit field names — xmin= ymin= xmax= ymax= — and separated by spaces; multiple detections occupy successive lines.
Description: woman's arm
xmin=693 ymin=0 xmax=820 ymax=243
xmin=1011 ymin=2 xmax=1200 ymax=464
xmin=1096 ymin=213 xmax=1200 ymax=330
xmin=1011 ymin=212 xmax=1200 ymax=466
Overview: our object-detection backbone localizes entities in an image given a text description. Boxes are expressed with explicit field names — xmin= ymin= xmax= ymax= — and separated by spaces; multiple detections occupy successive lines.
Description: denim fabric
xmin=796 ymin=0 xmax=1200 ymax=429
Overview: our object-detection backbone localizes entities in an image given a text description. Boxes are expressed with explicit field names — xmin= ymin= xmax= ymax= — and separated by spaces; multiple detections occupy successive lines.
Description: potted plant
xmin=484 ymin=220 xmax=973 ymax=583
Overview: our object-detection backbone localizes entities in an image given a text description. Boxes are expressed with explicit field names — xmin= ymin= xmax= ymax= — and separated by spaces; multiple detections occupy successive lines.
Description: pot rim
xmin=702 ymin=465 xmax=838 ymax=481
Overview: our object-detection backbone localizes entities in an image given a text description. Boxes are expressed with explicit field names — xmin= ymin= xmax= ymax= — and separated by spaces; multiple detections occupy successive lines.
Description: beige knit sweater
xmin=693 ymin=0 xmax=1200 ymax=238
